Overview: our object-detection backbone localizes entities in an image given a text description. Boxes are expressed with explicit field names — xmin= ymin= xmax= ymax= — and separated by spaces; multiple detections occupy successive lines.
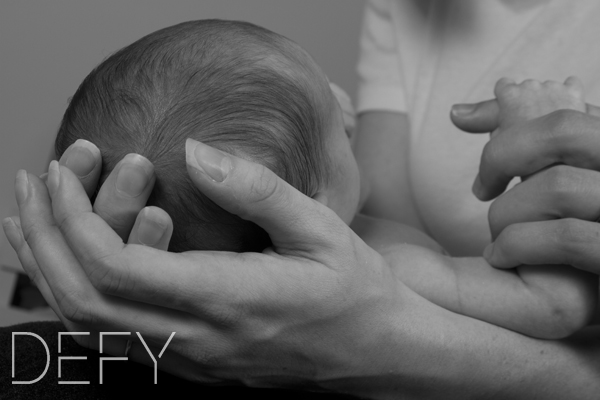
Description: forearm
xmin=381 ymin=244 xmax=540 ymax=334
xmin=451 ymin=258 xmax=598 ymax=339
xmin=319 ymin=287 xmax=600 ymax=399
xmin=380 ymin=244 xmax=531 ymax=327
xmin=387 ymin=249 xmax=596 ymax=339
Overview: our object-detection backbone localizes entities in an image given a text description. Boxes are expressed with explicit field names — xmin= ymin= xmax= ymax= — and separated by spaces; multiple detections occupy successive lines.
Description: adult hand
xmin=451 ymin=100 xmax=600 ymax=274
xmin=4 ymin=138 xmax=406 ymax=390
xmin=5 ymin=139 xmax=600 ymax=398
xmin=3 ymin=139 xmax=173 ymax=354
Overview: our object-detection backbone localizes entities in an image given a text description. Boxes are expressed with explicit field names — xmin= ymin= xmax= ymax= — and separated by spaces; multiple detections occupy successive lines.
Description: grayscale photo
xmin=1 ymin=1 xmax=599 ymax=398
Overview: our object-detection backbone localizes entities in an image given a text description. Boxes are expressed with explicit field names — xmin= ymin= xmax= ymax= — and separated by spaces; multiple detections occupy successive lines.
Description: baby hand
xmin=494 ymin=76 xmax=585 ymax=130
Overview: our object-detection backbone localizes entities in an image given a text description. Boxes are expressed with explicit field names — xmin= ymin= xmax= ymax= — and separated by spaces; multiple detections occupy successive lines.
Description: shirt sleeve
xmin=356 ymin=0 xmax=407 ymax=114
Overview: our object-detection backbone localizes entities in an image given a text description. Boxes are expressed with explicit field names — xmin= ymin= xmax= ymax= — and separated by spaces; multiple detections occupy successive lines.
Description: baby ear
xmin=311 ymin=191 xmax=328 ymax=207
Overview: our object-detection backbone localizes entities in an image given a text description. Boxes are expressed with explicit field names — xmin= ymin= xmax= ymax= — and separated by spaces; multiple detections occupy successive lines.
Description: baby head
xmin=55 ymin=19 xmax=360 ymax=252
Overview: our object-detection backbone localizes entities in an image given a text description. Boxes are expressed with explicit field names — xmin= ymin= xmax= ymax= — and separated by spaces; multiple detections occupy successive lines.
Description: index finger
xmin=484 ymin=219 xmax=600 ymax=275
xmin=474 ymin=110 xmax=600 ymax=200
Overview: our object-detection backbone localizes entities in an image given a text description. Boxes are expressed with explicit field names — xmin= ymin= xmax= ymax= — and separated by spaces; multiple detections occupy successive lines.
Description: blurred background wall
xmin=0 ymin=0 xmax=364 ymax=270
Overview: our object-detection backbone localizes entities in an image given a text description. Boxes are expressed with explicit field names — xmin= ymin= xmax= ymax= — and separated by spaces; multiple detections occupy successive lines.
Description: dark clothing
xmin=1 ymin=322 xmax=353 ymax=400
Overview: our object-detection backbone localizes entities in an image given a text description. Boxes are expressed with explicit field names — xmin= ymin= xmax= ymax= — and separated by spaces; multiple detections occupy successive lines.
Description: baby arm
xmin=379 ymin=240 xmax=597 ymax=339
xmin=354 ymin=214 xmax=597 ymax=338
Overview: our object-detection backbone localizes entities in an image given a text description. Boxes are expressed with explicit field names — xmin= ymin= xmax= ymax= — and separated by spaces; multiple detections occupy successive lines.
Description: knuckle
xmin=253 ymin=165 xmax=280 ymax=199
xmin=21 ymin=227 xmax=43 ymax=251
xmin=55 ymin=211 xmax=83 ymax=241
xmin=86 ymin=252 xmax=128 ymax=295
xmin=24 ymin=267 xmax=40 ymax=284
xmin=567 ymin=84 xmax=582 ymax=95
xmin=194 ymin=290 xmax=246 ymax=329
xmin=543 ymin=110 xmax=595 ymax=167
xmin=553 ymin=218 xmax=590 ymax=260
xmin=211 ymin=305 xmax=243 ymax=329
xmin=543 ymin=165 xmax=577 ymax=203
xmin=203 ymin=298 xmax=245 ymax=329
xmin=499 ymin=223 xmax=523 ymax=242
xmin=492 ymin=224 xmax=525 ymax=259
xmin=504 ymin=86 xmax=519 ymax=98
xmin=21 ymin=218 xmax=55 ymax=249
xmin=493 ymin=223 xmax=525 ymax=255
xmin=494 ymin=78 xmax=506 ymax=90
xmin=543 ymin=80 xmax=561 ymax=88
xmin=496 ymin=83 xmax=518 ymax=99
xmin=56 ymin=288 xmax=94 ymax=324
xmin=95 ymin=208 xmax=132 ymax=233
xmin=543 ymin=109 xmax=584 ymax=144
xmin=554 ymin=218 xmax=580 ymax=241
xmin=239 ymin=165 xmax=284 ymax=219
xmin=494 ymin=78 xmax=516 ymax=96
xmin=521 ymin=79 xmax=540 ymax=88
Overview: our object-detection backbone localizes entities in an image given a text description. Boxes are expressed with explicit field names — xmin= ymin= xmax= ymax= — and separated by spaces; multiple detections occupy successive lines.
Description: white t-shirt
xmin=356 ymin=0 xmax=600 ymax=256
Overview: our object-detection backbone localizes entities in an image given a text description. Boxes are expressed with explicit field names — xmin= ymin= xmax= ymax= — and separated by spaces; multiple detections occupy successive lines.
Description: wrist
xmin=317 ymin=283 xmax=597 ymax=400
xmin=316 ymin=281 xmax=438 ymax=399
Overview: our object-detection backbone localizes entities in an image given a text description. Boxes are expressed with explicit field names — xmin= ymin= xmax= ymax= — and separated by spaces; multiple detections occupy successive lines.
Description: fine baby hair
xmin=55 ymin=19 xmax=332 ymax=252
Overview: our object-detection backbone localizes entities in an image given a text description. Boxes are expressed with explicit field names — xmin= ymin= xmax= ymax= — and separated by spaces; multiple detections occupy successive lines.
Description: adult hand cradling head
xmin=4 ymin=137 xmax=600 ymax=398
xmin=4 ymin=139 xmax=404 ymax=389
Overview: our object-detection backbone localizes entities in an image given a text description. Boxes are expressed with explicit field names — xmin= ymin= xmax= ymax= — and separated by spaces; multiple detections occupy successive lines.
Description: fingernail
xmin=62 ymin=140 xmax=100 ymax=178
xmin=451 ymin=103 xmax=476 ymax=117
xmin=138 ymin=209 xmax=167 ymax=246
xmin=483 ymin=243 xmax=494 ymax=261
xmin=47 ymin=160 xmax=60 ymax=197
xmin=116 ymin=154 xmax=153 ymax=198
xmin=186 ymin=138 xmax=231 ymax=183
xmin=15 ymin=170 xmax=29 ymax=205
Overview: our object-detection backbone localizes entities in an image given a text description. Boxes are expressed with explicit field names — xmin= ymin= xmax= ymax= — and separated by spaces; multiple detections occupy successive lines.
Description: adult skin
xmin=451 ymin=101 xmax=600 ymax=273
xmin=3 ymin=138 xmax=600 ymax=399
xmin=357 ymin=101 xmax=600 ymax=279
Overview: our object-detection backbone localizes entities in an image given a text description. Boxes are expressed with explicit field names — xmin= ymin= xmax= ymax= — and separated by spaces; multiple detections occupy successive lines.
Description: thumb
xmin=450 ymin=99 xmax=500 ymax=133
xmin=185 ymin=138 xmax=346 ymax=252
